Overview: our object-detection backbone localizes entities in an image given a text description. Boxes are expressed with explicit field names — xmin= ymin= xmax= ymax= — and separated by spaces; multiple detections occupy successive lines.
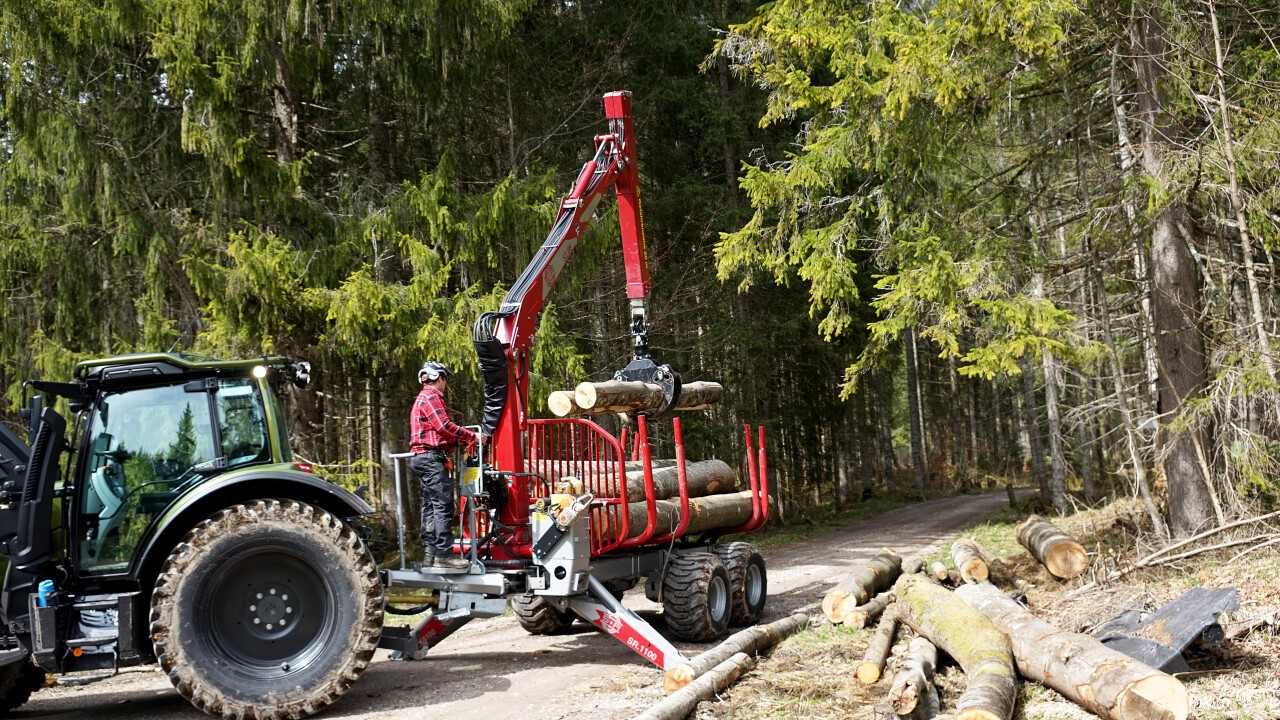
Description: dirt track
xmin=15 ymin=492 xmax=1010 ymax=720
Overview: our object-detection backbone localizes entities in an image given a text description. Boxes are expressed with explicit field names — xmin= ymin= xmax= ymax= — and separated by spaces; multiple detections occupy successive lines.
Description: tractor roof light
xmin=252 ymin=365 xmax=268 ymax=379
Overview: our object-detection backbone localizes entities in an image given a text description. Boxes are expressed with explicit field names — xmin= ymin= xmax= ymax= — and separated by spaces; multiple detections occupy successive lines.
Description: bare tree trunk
xmin=1034 ymin=271 xmax=1070 ymax=514
xmin=1021 ymin=357 xmax=1051 ymax=500
xmin=906 ymin=330 xmax=927 ymax=499
xmin=1129 ymin=12 xmax=1215 ymax=537
xmin=949 ymin=356 xmax=970 ymax=490
xmin=879 ymin=376 xmax=898 ymax=492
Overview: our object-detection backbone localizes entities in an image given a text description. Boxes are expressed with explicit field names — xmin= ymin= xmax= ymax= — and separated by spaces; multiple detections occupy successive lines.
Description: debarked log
xmin=955 ymin=582 xmax=1187 ymax=720
xmin=1015 ymin=514 xmax=1090 ymax=579
xmin=624 ymin=490 xmax=754 ymax=539
xmin=823 ymin=548 xmax=903 ymax=624
xmin=893 ymin=574 xmax=1016 ymax=720
xmin=663 ymin=612 xmax=809 ymax=694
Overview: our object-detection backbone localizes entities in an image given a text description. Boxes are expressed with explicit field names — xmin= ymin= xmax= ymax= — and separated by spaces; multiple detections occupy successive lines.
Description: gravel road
xmin=15 ymin=492 xmax=1010 ymax=720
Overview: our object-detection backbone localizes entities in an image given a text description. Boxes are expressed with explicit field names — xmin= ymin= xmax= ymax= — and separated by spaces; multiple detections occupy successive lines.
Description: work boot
xmin=434 ymin=555 xmax=470 ymax=571
xmin=415 ymin=555 xmax=435 ymax=572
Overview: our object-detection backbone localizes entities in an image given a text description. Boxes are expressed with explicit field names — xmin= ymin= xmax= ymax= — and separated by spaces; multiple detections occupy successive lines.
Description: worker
xmin=409 ymin=360 xmax=481 ymax=570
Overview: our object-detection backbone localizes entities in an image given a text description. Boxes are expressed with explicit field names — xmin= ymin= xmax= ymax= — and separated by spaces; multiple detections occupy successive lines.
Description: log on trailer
xmin=856 ymin=605 xmax=899 ymax=684
xmin=950 ymin=539 xmax=989 ymax=584
xmin=956 ymin=582 xmax=1188 ymax=720
xmin=624 ymin=490 xmax=754 ymax=539
xmin=664 ymin=612 xmax=808 ymax=693
xmin=823 ymin=548 xmax=903 ymax=624
xmin=894 ymin=574 xmax=1016 ymax=720
xmin=620 ymin=459 xmax=736 ymax=501
xmin=1015 ymin=515 xmax=1090 ymax=579
xmin=889 ymin=636 xmax=940 ymax=716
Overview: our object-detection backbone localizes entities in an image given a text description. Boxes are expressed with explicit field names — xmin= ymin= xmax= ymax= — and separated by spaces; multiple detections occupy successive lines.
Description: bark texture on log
xmin=576 ymin=380 xmax=664 ymax=413
xmin=674 ymin=381 xmax=724 ymax=410
xmin=956 ymin=583 xmax=1187 ymax=720
xmin=1015 ymin=515 xmax=1090 ymax=579
xmin=931 ymin=561 xmax=952 ymax=583
xmin=844 ymin=590 xmax=895 ymax=629
xmin=622 ymin=459 xmax=736 ymax=501
xmin=951 ymin=539 xmax=989 ymax=584
xmin=857 ymin=605 xmax=898 ymax=684
xmin=624 ymin=491 xmax=754 ymax=539
xmin=823 ymin=548 xmax=903 ymax=624
xmin=638 ymin=653 xmax=754 ymax=720
xmin=663 ymin=612 xmax=808 ymax=694
xmin=890 ymin=636 xmax=939 ymax=715
xmin=893 ymin=574 xmax=1016 ymax=720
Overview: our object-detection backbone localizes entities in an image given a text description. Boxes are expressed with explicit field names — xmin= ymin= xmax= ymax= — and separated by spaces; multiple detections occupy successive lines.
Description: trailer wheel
xmin=661 ymin=553 xmax=731 ymax=642
xmin=150 ymin=500 xmax=383 ymax=720
xmin=511 ymin=593 xmax=575 ymax=635
xmin=714 ymin=542 xmax=768 ymax=626
xmin=0 ymin=657 xmax=43 ymax=713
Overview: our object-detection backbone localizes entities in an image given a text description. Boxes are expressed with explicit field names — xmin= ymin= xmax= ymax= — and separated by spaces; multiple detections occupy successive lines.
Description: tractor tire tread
xmin=661 ymin=552 xmax=731 ymax=642
xmin=511 ymin=593 xmax=574 ymax=635
xmin=714 ymin=542 xmax=767 ymax=626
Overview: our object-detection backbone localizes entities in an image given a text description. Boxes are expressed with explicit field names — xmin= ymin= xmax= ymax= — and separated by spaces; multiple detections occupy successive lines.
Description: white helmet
xmin=418 ymin=360 xmax=453 ymax=383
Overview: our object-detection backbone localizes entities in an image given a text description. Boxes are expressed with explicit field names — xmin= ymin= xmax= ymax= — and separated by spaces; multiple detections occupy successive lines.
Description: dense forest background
xmin=3 ymin=0 xmax=1278 ymax=540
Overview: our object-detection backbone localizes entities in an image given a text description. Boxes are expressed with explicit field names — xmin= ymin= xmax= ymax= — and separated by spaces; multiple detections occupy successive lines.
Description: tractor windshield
xmin=76 ymin=377 xmax=269 ymax=573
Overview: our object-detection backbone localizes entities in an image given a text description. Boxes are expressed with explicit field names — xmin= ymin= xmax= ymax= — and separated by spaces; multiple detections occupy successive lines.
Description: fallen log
xmin=894 ymin=574 xmax=1016 ymax=720
xmin=856 ymin=605 xmax=898 ymax=684
xmin=956 ymin=582 xmax=1188 ymax=720
xmin=1015 ymin=514 xmax=1090 ymax=579
xmin=637 ymin=652 xmax=755 ymax=720
xmin=844 ymin=590 xmax=895 ymax=629
xmin=823 ymin=548 xmax=903 ymax=624
xmin=576 ymin=380 xmax=665 ymax=413
xmin=950 ymin=539 xmax=989 ymax=584
xmin=624 ymin=490 xmax=754 ymax=539
xmin=622 ymin=459 xmax=737 ymax=501
xmin=930 ymin=561 xmax=951 ymax=583
xmin=889 ymin=636 xmax=939 ymax=716
xmin=663 ymin=612 xmax=808 ymax=694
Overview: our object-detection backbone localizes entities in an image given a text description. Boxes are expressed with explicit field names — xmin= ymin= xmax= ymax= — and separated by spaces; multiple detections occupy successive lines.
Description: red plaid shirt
xmin=409 ymin=385 xmax=475 ymax=453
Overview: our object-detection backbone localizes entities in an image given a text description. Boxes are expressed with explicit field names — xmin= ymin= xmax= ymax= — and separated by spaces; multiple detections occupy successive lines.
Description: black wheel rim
xmin=201 ymin=547 xmax=337 ymax=679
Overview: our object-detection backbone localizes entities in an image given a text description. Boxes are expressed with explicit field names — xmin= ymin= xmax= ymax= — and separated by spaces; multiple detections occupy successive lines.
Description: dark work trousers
xmin=410 ymin=451 xmax=454 ymax=557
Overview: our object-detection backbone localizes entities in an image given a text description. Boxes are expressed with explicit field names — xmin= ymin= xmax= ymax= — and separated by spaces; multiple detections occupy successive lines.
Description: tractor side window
xmin=216 ymin=379 xmax=269 ymax=467
xmin=78 ymin=384 xmax=215 ymax=574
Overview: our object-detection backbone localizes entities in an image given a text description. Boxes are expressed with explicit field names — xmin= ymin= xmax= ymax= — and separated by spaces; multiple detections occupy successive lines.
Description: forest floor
xmin=704 ymin=497 xmax=1280 ymax=720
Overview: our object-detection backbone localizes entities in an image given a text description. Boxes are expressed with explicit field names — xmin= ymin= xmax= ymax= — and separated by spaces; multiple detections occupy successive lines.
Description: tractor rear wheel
xmin=150 ymin=500 xmax=383 ymax=720
xmin=661 ymin=552 xmax=731 ymax=642
xmin=714 ymin=542 xmax=768 ymax=626
xmin=511 ymin=593 xmax=575 ymax=635
xmin=0 ymin=657 xmax=44 ymax=713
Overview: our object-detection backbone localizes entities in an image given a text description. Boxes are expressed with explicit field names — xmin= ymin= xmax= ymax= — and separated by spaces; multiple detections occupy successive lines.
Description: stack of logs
xmin=547 ymin=379 xmax=752 ymax=539
xmin=821 ymin=518 xmax=1188 ymax=720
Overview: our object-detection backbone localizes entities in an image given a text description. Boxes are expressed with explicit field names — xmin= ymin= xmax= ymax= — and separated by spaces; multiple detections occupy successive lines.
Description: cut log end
xmin=1116 ymin=674 xmax=1189 ymax=720
xmin=856 ymin=662 xmax=882 ymax=685
xmin=547 ymin=390 xmax=580 ymax=417
xmin=663 ymin=664 xmax=696 ymax=695
xmin=1045 ymin=542 xmax=1090 ymax=579
xmin=955 ymin=710 xmax=1005 ymax=720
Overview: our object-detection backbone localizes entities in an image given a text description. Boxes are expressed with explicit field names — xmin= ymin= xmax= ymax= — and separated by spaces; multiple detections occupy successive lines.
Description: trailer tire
xmin=661 ymin=553 xmax=731 ymax=642
xmin=150 ymin=500 xmax=383 ymax=720
xmin=511 ymin=593 xmax=575 ymax=635
xmin=0 ymin=657 xmax=43 ymax=713
xmin=714 ymin=542 xmax=768 ymax=626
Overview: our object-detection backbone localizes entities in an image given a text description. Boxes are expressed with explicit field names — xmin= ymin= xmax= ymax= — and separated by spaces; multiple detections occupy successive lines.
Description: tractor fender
xmin=134 ymin=469 xmax=375 ymax=589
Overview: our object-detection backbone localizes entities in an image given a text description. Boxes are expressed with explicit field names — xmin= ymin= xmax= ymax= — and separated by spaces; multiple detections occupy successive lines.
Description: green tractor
xmin=0 ymin=353 xmax=384 ymax=717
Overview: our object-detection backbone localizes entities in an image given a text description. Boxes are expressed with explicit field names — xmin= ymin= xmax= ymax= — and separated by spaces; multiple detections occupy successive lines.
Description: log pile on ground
xmin=1015 ymin=514 xmax=1090 ymax=579
xmin=856 ymin=604 xmax=899 ymax=684
xmin=823 ymin=548 xmax=903 ymax=624
xmin=663 ymin=612 xmax=808 ymax=693
xmin=886 ymin=636 xmax=940 ymax=719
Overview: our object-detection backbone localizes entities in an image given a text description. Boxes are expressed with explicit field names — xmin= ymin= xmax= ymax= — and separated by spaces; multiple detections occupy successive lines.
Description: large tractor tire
xmin=0 ymin=657 xmax=44 ymax=713
xmin=714 ymin=542 xmax=768 ymax=626
xmin=511 ymin=593 xmax=575 ymax=635
xmin=661 ymin=552 xmax=731 ymax=642
xmin=150 ymin=500 xmax=383 ymax=720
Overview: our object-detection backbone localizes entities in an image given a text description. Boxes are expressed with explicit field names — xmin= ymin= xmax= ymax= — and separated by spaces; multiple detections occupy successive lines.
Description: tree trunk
xmin=950 ymin=539 xmax=989 ymax=584
xmin=664 ymin=612 xmax=808 ymax=693
xmin=1020 ymin=357 xmax=1050 ymax=501
xmin=843 ymin=590 xmax=895 ymax=629
xmin=906 ymin=330 xmax=927 ymax=498
xmin=955 ymin=583 xmax=1188 ymax=720
xmin=1037 ymin=269 xmax=1068 ymax=515
xmin=823 ymin=548 xmax=903 ymax=624
xmin=1015 ymin=515 xmax=1090 ymax=579
xmin=949 ymin=355 xmax=970 ymax=491
xmin=639 ymin=653 xmax=754 ymax=720
xmin=624 ymin=490 xmax=753 ymax=539
xmin=890 ymin=636 xmax=939 ymax=715
xmin=893 ymin=574 xmax=1017 ymax=720
xmin=856 ymin=605 xmax=899 ymax=684
xmin=878 ymin=378 xmax=898 ymax=492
